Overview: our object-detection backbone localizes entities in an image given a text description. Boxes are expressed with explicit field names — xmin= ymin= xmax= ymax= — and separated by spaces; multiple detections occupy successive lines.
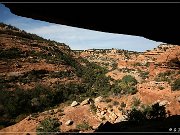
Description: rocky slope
xmin=0 ymin=23 xmax=112 ymax=131
xmin=76 ymin=44 xmax=180 ymax=127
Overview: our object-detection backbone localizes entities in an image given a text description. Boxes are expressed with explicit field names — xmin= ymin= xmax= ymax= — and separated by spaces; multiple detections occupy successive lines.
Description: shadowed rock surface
xmin=95 ymin=115 xmax=180 ymax=132
xmin=4 ymin=2 xmax=180 ymax=45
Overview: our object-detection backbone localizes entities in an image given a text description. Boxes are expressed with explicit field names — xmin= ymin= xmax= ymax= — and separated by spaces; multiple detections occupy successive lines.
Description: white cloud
xmin=27 ymin=24 xmax=62 ymax=34
xmin=24 ymin=22 xmax=162 ymax=51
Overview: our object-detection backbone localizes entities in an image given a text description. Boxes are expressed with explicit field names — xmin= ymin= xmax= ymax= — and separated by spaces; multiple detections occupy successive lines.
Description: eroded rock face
xmin=65 ymin=120 xmax=73 ymax=126
xmin=71 ymin=101 xmax=79 ymax=107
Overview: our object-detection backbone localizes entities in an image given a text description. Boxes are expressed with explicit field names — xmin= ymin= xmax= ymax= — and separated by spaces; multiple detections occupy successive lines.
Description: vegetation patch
xmin=0 ymin=47 xmax=25 ymax=59
xmin=158 ymin=86 xmax=165 ymax=90
xmin=90 ymin=103 xmax=97 ymax=114
xmin=155 ymin=71 xmax=174 ymax=83
xmin=113 ymin=75 xmax=138 ymax=95
xmin=36 ymin=118 xmax=60 ymax=135
xmin=113 ymin=101 xmax=119 ymax=106
xmin=76 ymin=121 xmax=92 ymax=131
xmin=120 ymin=102 xmax=126 ymax=108
xmin=127 ymin=103 xmax=168 ymax=123
xmin=171 ymin=78 xmax=180 ymax=91
xmin=132 ymin=97 xmax=141 ymax=107
xmin=104 ymin=98 xmax=112 ymax=103
xmin=139 ymin=71 xmax=149 ymax=80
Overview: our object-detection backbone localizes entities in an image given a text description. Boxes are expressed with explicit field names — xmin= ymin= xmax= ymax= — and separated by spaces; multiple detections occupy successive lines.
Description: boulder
xmin=65 ymin=120 xmax=73 ymax=126
xmin=153 ymin=100 xmax=160 ymax=105
xmin=107 ymin=108 xmax=113 ymax=114
xmin=42 ymin=111 xmax=49 ymax=115
xmin=109 ymin=112 xmax=118 ymax=121
xmin=92 ymin=123 xmax=103 ymax=130
xmin=159 ymin=100 xmax=169 ymax=106
xmin=97 ymin=109 xmax=101 ymax=113
xmin=96 ymin=112 xmax=102 ymax=118
xmin=80 ymin=98 xmax=90 ymax=106
xmin=48 ymin=110 xmax=54 ymax=115
xmin=101 ymin=111 xmax=105 ymax=115
xmin=53 ymin=109 xmax=58 ymax=113
xmin=7 ymin=71 xmax=23 ymax=77
xmin=95 ymin=96 xmax=103 ymax=103
xmin=114 ymin=115 xmax=127 ymax=123
xmin=71 ymin=101 xmax=79 ymax=107
xmin=27 ymin=116 xmax=31 ymax=121
xmin=102 ymin=107 xmax=107 ymax=111
xmin=177 ymin=97 xmax=180 ymax=102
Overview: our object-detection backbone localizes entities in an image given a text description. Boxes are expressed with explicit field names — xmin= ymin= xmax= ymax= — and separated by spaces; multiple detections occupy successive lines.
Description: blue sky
xmin=0 ymin=4 xmax=162 ymax=52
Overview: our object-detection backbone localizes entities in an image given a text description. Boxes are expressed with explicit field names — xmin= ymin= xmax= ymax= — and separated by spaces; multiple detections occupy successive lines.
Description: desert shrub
xmin=122 ymin=75 xmax=137 ymax=85
xmin=101 ymin=117 xmax=106 ymax=121
xmin=107 ymin=104 xmax=113 ymax=108
xmin=50 ymin=71 xmax=73 ymax=78
xmin=104 ymin=98 xmax=112 ymax=103
xmin=112 ymin=62 xmax=118 ymax=70
xmin=113 ymin=101 xmax=119 ymax=106
xmin=76 ymin=121 xmax=92 ymax=131
xmin=36 ymin=118 xmax=60 ymax=135
xmin=120 ymin=102 xmax=126 ymax=108
xmin=171 ymin=78 xmax=180 ymax=91
xmin=132 ymin=97 xmax=141 ymax=107
xmin=155 ymin=71 xmax=172 ymax=83
xmin=111 ymin=82 xmax=122 ymax=95
xmin=126 ymin=87 xmax=138 ymax=95
xmin=144 ymin=62 xmax=150 ymax=67
xmin=158 ymin=86 xmax=165 ymax=90
xmin=139 ymin=71 xmax=149 ymax=80
xmin=134 ymin=62 xmax=142 ymax=66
